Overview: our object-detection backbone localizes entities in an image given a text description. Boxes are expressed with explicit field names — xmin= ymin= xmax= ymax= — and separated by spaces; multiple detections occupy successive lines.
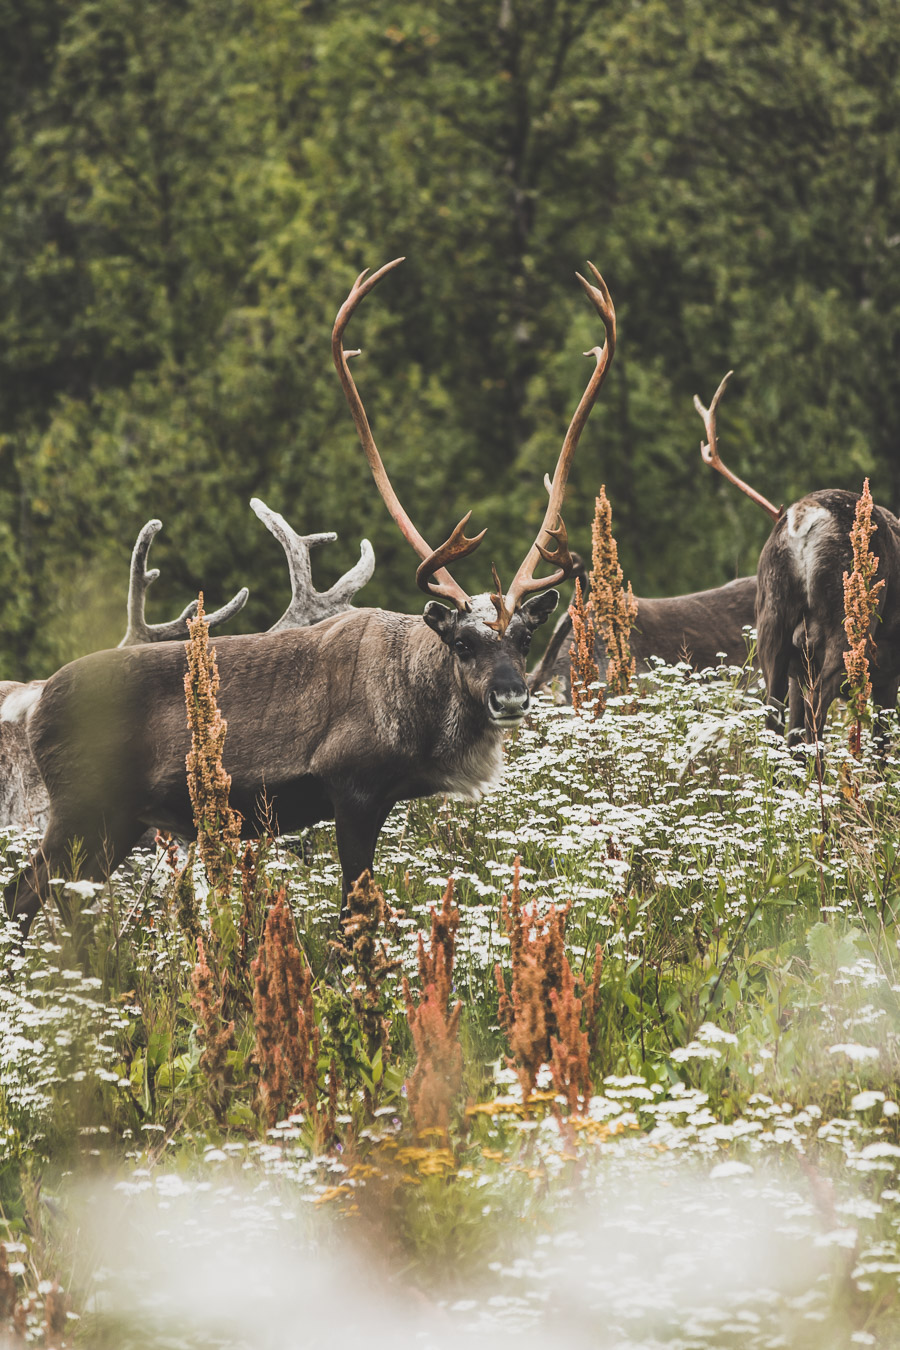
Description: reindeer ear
xmin=518 ymin=589 xmax=559 ymax=631
xmin=423 ymin=600 xmax=458 ymax=642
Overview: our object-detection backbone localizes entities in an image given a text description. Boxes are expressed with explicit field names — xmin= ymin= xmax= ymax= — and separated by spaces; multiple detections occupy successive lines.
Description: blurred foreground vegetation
xmin=2 ymin=0 xmax=900 ymax=677
xmin=3 ymin=669 xmax=900 ymax=1344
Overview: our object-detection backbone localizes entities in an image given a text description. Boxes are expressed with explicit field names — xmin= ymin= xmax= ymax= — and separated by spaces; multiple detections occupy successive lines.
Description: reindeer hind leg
xmin=4 ymin=813 xmax=143 ymax=939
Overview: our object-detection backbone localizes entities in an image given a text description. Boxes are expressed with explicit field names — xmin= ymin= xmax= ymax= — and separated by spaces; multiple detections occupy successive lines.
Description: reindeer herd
xmin=2 ymin=258 xmax=898 ymax=936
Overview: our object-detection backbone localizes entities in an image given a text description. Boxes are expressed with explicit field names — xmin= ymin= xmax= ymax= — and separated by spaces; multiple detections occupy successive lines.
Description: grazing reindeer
xmin=695 ymin=372 xmax=900 ymax=745
xmin=5 ymin=257 xmax=615 ymax=933
xmin=0 ymin=521 xmax=248 ymax=835
xmin=529 ymin=392 xmax=760 ymax=699
xmin=0 ymin=503 xmax=374 ymax=836
xmin=530 ymin=566 xmax=758 ymax=699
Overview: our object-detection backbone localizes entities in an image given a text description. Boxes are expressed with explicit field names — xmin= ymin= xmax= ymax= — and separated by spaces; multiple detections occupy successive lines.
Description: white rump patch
xmin=1 ymin=682 xmax=44 ymax=725
xmin=786 ymin=500 xmax=829 ymax=541
xmin=785 ymin=501 xmax=832 ymax=603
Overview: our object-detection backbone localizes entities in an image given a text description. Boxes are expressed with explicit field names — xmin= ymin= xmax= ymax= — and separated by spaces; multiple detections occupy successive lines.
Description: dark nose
xmin=487 ymin=683 xmax=530 ymax=724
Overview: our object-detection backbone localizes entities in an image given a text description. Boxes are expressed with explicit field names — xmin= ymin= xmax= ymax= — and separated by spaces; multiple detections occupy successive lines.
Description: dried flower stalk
xmin=0 ymin=1246 xmax=18 ymax=1328
xmin=43 ymin=1281 xmax=70 ymax=1345
xmin=173 ymin=844 xmax=200 ymax=944
xmin=591 ymin=487 xmax=637 ymax=698
xmin=191 ymin=935 xmax=235 ymax=1121
xmin=495 ymin=857 xmax=571 ymax=1099
xmin=843 ymin=479 xmax=885 ymax=758
xmin=569 ymin=577 xmax=603 ymax=715
xmin=252 ymin=891 xmax=322 ymax=1129
xmin=549 ymin=944 xmax=603 ymax=1115
xmin=184 ymin=593 xmax=242 ymax=892
xmin=330 ymin=872 xmax=401 ymax=1084
xmin=403 ymin=878 xmax=464 ymax=1139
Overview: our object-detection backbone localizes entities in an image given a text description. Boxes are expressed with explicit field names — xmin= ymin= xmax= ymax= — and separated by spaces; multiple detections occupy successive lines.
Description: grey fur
xmin=530 ymin=571 xmax=758 ymax=700
xmin=5 ymin=591 xmax=558 ymax=933
xmin=755 ymin=488 xmax=900 ymax=745
xmin=0 ymin=682 xmax=47 ymax=832
xmin=0 ymin=520 xmax=249 ymax=836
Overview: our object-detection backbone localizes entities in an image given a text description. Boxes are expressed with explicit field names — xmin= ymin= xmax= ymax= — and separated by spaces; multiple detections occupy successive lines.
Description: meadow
xmin=1 ymin=640 xmax=900 ymax=1348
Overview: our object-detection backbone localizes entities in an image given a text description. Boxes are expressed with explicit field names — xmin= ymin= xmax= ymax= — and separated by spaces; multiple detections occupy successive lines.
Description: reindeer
xmin=4 ymin=257 xmax=615 ymax=933
xmin=529 ymin=567 xmax=758 ymax=699
xmin=0 ymin=521 xmax=247 ymax=835
xmin=248 ymin=497 xmax=374 ymax=629
xmin=0 ymin=506 xmax=373 ymax=834
xmin=529 ymin=387 xmax=760 ymax=699
xmin=695 ymin=372 xmax=900 ymax=746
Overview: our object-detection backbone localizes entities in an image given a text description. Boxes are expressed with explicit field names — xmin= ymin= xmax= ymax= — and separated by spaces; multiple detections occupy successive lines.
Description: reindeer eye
xmin=455 ymin=638 xmax=472 ymax=659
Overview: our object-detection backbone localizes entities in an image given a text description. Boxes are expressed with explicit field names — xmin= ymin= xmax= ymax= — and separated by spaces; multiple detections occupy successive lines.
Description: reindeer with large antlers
xmin=0 ymin=504 xmax=375 ymax=836
xmin=529 ymin=375 xmax=760 ymax=700
xmin=5 ymin=258 xmax=615 ymax=934
xmin=695 ymin=373 xmax=900 ymax=747
xmin=0 ymin=522 xmax=248 ymax=835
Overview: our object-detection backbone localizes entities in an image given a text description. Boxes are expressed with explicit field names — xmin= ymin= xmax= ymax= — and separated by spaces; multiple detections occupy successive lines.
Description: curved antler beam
xmin=415 ymin=512 xmax=488 ymax=604
xmin=250 ymin=497 xmax=375 ymax=629
xmin=694 ymin=371 xmax=783 ymax=523
xmin=118 ymin=520 xmax=248 ymax=648
xmin=493 ymin=262 xmax=616 ymax=633
xmin=332 ymin=258 xmax=479 ymax=612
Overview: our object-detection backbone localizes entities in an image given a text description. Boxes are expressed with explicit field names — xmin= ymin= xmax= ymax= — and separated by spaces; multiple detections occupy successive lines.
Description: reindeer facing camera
xmin=5 ymin=257 xmax=615 ymax=933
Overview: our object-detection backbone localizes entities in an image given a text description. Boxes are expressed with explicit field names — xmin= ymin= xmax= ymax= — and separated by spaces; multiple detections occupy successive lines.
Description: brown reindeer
xmin=0 ymin=504 xmax=373 ymax=835
xmin=0 ymin=520 xmax=247 ymax=835
xmin=530 ymin=567 xmax=758 ymax=699
xmin=4 ymin=258 xmax=615 ymax=934
xmin=695 ymin=372 xmax=900 ymax=746
xmin=529 ymin=384 xmax=760 ymax=699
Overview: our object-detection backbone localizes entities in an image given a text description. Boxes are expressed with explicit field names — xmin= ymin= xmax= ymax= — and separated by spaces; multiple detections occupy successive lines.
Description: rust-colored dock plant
xmin=43 ymin=1281 xmax=70 ymax=1346
xmin=549 ymin=945 xmax=603 ymax=1116
xmin=591 ymin=487 xmax=638 ymax=698
xmin=843 ymin=479 xmax=885 ymax=758
xmin=330 ymin=872 xmax=401 ymax=1075
xmin=403 ymin=878 xmax=464 ymax=1139
xmin=569 ymin=576 xmax=603 ymax=715
xmin=0 ymin=1247 xmax=26 ymax=1346
xmin=252 ymin=891 xmax=322 ymax=1129
xmin=495 ymin=857 xmax=571 ymax=1099
xmin=173 ymin=844 xmax=200 ymax=944
xmin=184 ymin=593 xmax=242 ymax=892
xmin=191 ymin=935 xmax=235 ymax=1122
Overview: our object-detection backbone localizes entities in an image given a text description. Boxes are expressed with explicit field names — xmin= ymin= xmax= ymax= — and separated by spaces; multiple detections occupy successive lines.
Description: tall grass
xmin=1 ymin=654 xmax=900 ymax=1343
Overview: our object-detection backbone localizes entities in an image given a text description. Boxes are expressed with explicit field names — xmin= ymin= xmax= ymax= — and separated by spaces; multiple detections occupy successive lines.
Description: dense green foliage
xmin=2 ymin=0 xmax=900 ymax=681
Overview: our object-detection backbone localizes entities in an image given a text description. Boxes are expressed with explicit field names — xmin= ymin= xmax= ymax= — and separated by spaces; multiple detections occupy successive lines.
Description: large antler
xmin=694 ymin=372 xmax=783 ymax=522
xmin=250 ymin=497 xmax=375 ymax=629
xmin=493 ymin=262 xmax=616 ymax=633
xmin=332 ymin=258 xmax=484 ymax=612
xmin=118 ymin=520 xmax=249 ymax=648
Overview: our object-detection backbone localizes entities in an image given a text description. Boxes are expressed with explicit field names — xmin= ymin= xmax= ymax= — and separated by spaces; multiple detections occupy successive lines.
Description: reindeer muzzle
xmin=487 ymin=687 xmax=530 ymax=726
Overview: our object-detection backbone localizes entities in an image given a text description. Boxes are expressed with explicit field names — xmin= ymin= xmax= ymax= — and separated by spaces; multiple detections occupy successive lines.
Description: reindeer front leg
xmin=334 ymin=797 xmax=394 ymax=916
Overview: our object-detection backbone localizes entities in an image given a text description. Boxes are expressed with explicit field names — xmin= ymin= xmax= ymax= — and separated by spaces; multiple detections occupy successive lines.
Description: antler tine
xmin=251 ymin=497 xmax=375 ymax=629
xmin=694 ymin=372 xmax=783 ymax=522
xmin=415 ymin=512 xmax=488 ymax=603
xmin=503 ymin=262 xmax=616 ymax=618
xmin=118 ymin=520 xmax=249 ymax=648
xmin=332 ymin=258 xmax=477 ymax=612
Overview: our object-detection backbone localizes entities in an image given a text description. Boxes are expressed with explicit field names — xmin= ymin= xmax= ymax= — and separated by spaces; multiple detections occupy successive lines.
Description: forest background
xmin=1 ymin=0 xmax=898 ymax=681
